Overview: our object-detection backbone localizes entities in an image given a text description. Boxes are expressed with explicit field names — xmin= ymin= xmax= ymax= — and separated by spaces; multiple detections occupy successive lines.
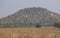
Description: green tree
xmin=54 ymin=22 xmax=60 ymax=28
xmin=35 ymin=23 xmax=41 ymax=28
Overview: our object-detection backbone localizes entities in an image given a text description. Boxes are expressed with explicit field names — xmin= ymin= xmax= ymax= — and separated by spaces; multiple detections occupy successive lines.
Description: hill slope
xmin=0 ymin=7 xmax=60 ymax=27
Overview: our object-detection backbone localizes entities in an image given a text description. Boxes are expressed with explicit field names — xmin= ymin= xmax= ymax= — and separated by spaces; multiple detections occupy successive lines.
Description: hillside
xmin=0 ymin=7 xmax=60 ymax=27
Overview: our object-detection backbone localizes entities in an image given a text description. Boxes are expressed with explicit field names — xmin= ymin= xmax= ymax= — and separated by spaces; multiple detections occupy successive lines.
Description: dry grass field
xmin=0 ymin=28 xmax=60 ymax=38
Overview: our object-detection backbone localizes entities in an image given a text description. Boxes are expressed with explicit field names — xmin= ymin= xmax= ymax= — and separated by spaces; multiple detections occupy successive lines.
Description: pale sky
xmin=0 ymin=0 xmax=60 ymax=18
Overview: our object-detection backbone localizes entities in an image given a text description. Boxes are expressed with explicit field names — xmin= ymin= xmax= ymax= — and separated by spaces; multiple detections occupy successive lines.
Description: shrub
xmin=35 ymin=23 xmax=41 ymax=28
xmin=54 ymin=22 xmax=60 ymax=28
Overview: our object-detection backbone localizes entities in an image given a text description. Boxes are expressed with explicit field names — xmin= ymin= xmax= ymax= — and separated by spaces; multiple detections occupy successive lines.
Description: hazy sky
xmin=0 ymin=0 xmax=60 ymax=18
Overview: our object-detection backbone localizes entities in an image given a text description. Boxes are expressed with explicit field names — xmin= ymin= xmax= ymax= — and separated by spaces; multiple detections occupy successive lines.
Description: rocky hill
xmin=0 ymin=7 xmax=60 ymax=27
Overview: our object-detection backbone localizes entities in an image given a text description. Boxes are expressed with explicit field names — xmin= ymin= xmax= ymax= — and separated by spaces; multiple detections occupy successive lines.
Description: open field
xmin=0 ymin=28 xmax=60 ymax=38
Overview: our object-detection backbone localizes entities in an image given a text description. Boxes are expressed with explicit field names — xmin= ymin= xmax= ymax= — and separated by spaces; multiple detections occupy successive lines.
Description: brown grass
xmin=0 ymin=28 xmax=60 ymax=38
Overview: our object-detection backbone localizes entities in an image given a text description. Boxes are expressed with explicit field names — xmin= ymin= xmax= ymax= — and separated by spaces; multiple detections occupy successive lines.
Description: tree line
xmin=35 ymin=22 xmax=60 ymax=28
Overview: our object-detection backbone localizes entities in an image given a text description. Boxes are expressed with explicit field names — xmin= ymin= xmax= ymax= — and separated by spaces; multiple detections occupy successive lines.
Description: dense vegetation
xmin=54 ymin=22 xmax=60 ymax=28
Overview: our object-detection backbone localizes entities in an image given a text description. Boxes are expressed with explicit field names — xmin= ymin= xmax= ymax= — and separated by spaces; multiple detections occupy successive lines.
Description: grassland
xmin=0 ymin=28 xmax=60 ymax=38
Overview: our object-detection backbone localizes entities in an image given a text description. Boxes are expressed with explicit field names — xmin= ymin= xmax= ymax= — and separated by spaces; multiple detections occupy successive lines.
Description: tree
xmin=35 ymin=23 xmax=41 ymax=28
xmin=54 ymin=22 xmax=60 ymax=28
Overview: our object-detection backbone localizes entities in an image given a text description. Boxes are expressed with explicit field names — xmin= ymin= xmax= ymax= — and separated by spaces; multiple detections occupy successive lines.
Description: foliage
xmin=35 ymin=23 xmax=41 ymax=28
xmin=54 ymin=22 xmax=60 ymax=28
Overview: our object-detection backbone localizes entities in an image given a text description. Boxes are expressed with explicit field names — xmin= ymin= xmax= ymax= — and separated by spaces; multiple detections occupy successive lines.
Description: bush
xmin=54 ymin=22 xmax=60 ymax=28
xmin=35 ymin=23 xmax=41 ymax=28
